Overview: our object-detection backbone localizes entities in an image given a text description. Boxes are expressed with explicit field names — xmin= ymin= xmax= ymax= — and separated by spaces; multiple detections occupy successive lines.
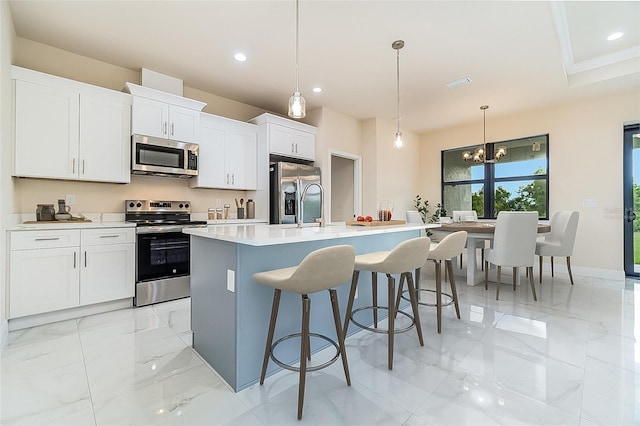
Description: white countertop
xmin=183 ymin=222 xmax=440 ymax=246
xmin=8 ymin=221 xmax=136 ymax=231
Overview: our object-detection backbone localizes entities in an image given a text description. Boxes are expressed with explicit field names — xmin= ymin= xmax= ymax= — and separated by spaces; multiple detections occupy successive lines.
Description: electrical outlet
xmin=65 ymin=194 xmax=76 ymax=206
xmin=227 ymin=269 xmax=235 ymax=292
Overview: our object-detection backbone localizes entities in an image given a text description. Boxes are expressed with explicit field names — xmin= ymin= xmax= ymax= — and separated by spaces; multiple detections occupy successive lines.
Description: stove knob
xmin=185 ymin=203 xmax=190 ymax=209
xmin=179 ymin=203 xmax=184 ymax=208
xmin=136 ymin=202 xmax=142 ymax=208
xmin=128 ymin=202 xmax=134 ymax=208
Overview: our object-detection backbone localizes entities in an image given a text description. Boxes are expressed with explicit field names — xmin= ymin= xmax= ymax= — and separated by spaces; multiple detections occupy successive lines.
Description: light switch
xmin=582 ymin=199 xmax=598 ymax=207
xmin=227 ymin=269 xmax=235 ymax=292
xmin=65 ymin=194 xmax=76 ymax=206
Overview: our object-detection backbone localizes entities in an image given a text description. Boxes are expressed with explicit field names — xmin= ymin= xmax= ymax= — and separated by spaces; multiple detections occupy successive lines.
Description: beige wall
xmin=419 ymin=90 xmax=640 ymax=273
xmin=1 ymin=0 xmax=16 ymax=345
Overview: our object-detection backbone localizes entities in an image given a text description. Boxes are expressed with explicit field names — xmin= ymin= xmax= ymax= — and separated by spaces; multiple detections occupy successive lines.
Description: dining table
xmin=436 ymin=220 xmax=551 ymax=286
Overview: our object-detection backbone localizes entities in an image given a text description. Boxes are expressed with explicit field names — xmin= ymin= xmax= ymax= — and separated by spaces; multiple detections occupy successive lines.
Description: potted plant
xmin=413 ymin=195 xmax=447 ymax=235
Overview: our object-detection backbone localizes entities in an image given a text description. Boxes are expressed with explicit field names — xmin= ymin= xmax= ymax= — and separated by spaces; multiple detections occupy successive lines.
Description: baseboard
xmin=8 ymin=299 xmax=133 ymax=331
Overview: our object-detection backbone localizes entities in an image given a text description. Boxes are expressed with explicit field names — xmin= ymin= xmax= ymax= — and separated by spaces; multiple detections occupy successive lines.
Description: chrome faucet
xmin=298 ymin=182 xmax=324 ymax=228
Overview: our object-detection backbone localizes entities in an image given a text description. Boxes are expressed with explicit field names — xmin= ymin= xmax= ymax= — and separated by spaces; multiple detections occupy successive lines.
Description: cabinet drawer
xmin=11 ymin=230 xmax=80 ymax=250
xmin=81 ymin=228 xmax=135 ymax=246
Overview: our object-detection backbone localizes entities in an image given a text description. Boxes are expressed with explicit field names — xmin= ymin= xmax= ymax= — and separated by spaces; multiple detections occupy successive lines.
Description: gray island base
xmin=185 ymin=223 xmax=435 ymax=391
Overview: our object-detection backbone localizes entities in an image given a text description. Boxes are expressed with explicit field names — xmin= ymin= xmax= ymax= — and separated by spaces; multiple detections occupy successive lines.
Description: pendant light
xmin=288 ymin=0 xmax=306 ymax=119
xmin=392 ymin=40 xmax=405 ymax=149
xmin=462 ymin=105 xmax=506 ymax=163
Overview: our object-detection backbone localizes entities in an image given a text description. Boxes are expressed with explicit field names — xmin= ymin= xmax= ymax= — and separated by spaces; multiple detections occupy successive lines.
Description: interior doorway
xmin=329 ymin=151 xmax=361 ymax=222
xmin=623 ymin=123 xmax=640 ymax=276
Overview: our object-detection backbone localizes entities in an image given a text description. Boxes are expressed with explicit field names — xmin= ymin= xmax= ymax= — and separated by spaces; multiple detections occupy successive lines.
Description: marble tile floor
xmin=1 ymin=272 xmax=639 ymax=425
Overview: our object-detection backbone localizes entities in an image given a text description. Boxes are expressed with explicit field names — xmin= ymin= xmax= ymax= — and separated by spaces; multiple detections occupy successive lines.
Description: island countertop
xmin=183 ymin=222 xmax=439 ymax=246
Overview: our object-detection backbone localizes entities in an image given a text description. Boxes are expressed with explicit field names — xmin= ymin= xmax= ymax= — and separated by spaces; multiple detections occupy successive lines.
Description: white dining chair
xmin=535 ymin=211 xmax=579 ymax=285
xmin=484 ymin=211 xmax=538 ymax=301
xmin=452 ymin=210 xmax=485 ymax=270
xmin=406 ymin=210 xmax=423 ymax=224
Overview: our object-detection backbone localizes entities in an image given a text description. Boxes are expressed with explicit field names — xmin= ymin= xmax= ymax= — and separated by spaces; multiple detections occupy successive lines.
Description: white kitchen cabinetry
xmin=249 ymin=113 xmax=316 ymax=162
xmin=126 ymin=83 xmax=206 ymax=144
xmin=8 ymin=227 xmax=135 ymax=319
xmin=12 ymin=66 xmax=131 ymax=183
xmin=191 ymin=113 xmax=258 ymax=190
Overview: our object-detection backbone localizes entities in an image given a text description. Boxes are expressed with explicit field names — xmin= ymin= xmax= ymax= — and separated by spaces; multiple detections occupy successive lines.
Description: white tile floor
xmin=1 ymin=271 xmax=638 ymax=425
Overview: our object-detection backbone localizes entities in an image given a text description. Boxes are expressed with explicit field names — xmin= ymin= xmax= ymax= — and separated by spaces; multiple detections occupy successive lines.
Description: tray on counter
xmin=346 ymin=220 xmax=406 ymax=226
xmin=24 ymin=218 xmax=93 ymax=224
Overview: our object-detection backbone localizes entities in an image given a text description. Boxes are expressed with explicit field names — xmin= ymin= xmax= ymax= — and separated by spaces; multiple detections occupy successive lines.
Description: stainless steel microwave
xmin=131 ymin=134 xmax=198 ymax=178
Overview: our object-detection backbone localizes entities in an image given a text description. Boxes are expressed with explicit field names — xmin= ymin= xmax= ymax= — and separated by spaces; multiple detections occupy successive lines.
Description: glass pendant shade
xmin=394 ymin=132 xmax=404 ymax=149
xmin=288 ymin=91 xmax=306 ymax=119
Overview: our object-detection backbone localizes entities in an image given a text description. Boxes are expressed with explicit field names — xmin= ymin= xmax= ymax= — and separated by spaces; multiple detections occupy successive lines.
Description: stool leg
xmin=329 ymin=289 xmax=351 ymax=386
xmin=414 ymin=268 xmax=421 ymax=303
xmin=394 ymin=272 xmax=406 ymax=315
xmin=386 ymin=273 xmax=395 ymax=370
xmin=372 ymin=272 xmax=378 ymax=328
xmin=513 ymin=267 xmax=517 ymax=291
xmin=551 ymin=256 xmax=555 ymax=277
xmin=567 ymin=257 xmax=575 ymax=285
xmin=260 ymin=289 xmax=281 ymax=385
xmin=298 ymin=295 xmax=311 ymax=420
xmin=405 ymin=271 xmax=424 ymax=346
xmin=484 ymin=261 xmax=489 ymax=290
xmin=528 ymin=266 xmax=538 ymax=301
xmin=343 ymin=270 xmax=359 ymax=336
xmin=446 ymin=260 xmax=461 ymax=319
xmin=496 ymin=266 xmax=501 ymax=300
xmin=435 ymin=260 xmax=442 ymax=334
xmin=539 ymin=256 xmax=543 ymax=283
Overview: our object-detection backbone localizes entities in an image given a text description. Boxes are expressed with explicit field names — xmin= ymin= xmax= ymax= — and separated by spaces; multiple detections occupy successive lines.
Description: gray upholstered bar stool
xmin=343 ymin=237 xmax=430 ymax=370
xmin=400 ymin=231 xmax=466 ymax=334
xmin=253 ymin=245 xmax=355 ymax=420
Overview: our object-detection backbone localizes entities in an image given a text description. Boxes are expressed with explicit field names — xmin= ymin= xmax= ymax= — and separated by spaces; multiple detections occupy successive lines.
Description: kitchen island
xmin=184 ymin=222 xmax=438 ymax=391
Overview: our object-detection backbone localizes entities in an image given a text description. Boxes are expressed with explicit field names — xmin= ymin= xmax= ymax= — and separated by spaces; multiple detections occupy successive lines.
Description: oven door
xmin=136 ymin=231 xmax=190 ymax=282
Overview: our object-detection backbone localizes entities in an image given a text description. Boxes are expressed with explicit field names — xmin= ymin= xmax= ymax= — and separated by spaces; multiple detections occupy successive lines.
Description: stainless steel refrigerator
xmin=270 ymin=162 xmax=321 ymax=224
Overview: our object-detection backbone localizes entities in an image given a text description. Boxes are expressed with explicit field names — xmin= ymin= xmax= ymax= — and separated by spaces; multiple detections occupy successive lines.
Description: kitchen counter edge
xmin=8 ymin=222 xmax=137 ymax=231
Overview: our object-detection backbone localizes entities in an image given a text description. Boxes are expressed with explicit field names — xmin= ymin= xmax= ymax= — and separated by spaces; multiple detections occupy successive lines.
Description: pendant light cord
xmin=396 ymin=47 xmax=400 ymax=133
xmin=295 ymin=0 xmax=300 ymax=93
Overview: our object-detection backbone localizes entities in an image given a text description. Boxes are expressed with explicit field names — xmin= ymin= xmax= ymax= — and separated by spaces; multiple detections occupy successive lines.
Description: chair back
xmin=381 ymin=236 xmax=431 ymax=274
xmin=429 ymin=231 xmax=467 ymax=261
xmin=290 ymin=245 xmax=356 ymax=293
xmin=545 ymin=211 xmax=579 ymax=254
xmin=490 ymin=211 xmax=538 ymax=267
xmin=406 ymin=210 xmax=424 ymax=224
xmin=452 ymin=210 xmax=478 ymax=222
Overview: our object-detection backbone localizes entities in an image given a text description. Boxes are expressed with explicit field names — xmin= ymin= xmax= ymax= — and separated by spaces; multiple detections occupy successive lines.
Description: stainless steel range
xmin=126 ymin=200 xmax=206 ymax=307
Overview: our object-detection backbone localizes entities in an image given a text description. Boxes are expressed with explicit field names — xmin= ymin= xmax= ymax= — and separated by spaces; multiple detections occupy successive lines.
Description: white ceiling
xmin=8 ymin=0 xmax=640 ymax=134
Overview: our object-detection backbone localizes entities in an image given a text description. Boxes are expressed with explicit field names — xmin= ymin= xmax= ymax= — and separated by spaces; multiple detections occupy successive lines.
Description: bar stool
xmin=343 ymin=237 xmax=430 ymax=370
xmin=399 ymin=231 xmax=466 ymax=333
xmin=253 ymin=245 xmax=355 ymax=420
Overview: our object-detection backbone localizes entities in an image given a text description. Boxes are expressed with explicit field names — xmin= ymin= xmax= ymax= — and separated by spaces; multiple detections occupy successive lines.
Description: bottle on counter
xmin=246 ymin=199 xmax=255 ymax=219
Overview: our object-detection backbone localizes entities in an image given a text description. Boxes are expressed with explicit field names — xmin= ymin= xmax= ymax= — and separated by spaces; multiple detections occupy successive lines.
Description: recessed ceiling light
xmin=607 ymin=32 xmax=623 ymax=41
xmin=446 ymin=76 xmax=472 ymax=88
xmin=234 ymin=53 xmax=247 ymax=62
xmin=312 ymin=87 xmax=322 ymax=93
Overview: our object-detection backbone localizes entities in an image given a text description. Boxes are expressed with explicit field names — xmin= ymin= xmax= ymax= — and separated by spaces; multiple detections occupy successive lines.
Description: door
xmin=623 ymin=124 xmax=640 ymax=276
xmin=331 ymin=155 xmax=355 ymax=221
xmin=136 ymin=232 xmax=190 ymax=282
xmin=81 ymin=243 xmax=135 ymax=305
xmin=168 ymin=105 xmax=200 ymax=143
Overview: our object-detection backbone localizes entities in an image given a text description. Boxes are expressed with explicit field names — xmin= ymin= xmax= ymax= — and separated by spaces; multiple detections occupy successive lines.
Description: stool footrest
xmin=349 ymin=305 xmax=415 ymax=334
xmin=400 ymin=289 xmax=455 ymax=307
xmin=270 ymin=332 xmax=340 ymax=373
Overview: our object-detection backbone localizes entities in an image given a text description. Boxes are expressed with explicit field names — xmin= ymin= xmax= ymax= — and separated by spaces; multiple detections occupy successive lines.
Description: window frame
xmin=441 ymin=134 xmax=550 ymax=220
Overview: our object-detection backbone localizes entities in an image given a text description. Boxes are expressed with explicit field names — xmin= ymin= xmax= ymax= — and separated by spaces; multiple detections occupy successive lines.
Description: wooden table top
xmin=438 ymin=221 xmax=551 ymax=234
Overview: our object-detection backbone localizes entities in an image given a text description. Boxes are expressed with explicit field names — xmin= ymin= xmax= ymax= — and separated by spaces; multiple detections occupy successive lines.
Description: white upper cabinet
xmin=12 ymin=66 xmax=132 ymax=183
xmin=126 ymin=83 xmax=206 ymax=144
xmin=191 ymin=113 xmax=258 ymax=190
xmin=249 ymin=113 xmax=316 ymax=162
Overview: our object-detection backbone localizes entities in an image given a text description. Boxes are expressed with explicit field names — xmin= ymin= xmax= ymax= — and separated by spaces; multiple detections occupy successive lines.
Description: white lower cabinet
xmin=9 ymin=227 xmax=135 ymax=319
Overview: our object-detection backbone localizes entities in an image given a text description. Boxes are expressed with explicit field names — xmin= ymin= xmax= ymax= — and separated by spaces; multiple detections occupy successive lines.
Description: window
xmin=441 ymin=134 xmax=549 ymax=219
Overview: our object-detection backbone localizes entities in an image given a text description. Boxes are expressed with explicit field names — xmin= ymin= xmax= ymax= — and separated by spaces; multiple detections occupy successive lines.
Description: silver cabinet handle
xmin=82 ymin=159 xmax=85 ymax=175
xmin=99 ymin=235 xmax=119 ymax=239
xmin=295 ymin=143 xmax=298 ymax=153
xmin=291 ymin=143 xmax=295 ymax=153
xmin=171 ymin=123 xmax=175 ymax=136
xmin=35 ymin=237 xmax=60 ymax=241
xmin=72 ymin=158 xmax=76 ymax=174
xmin=232 ymin=174 xmax=235 ymax=185
xmin=84 ymin=251 xmax=87 ymax=267
xmin=226 ymin=173 xmax=229 ymax=184
xmin=163 ymin=122 xmax=168 ymax=135
xmin=73 ymin=252 xmax=77 ymax=269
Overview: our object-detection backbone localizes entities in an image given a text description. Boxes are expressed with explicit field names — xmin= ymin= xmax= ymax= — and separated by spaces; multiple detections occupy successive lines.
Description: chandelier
xmin=462 ymin=105 xmax=507 ymax=163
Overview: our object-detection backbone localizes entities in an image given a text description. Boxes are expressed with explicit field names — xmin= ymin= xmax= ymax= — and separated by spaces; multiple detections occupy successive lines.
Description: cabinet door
xmin=268 ymin=123 xmax=295 ymax=157
xmin=14 ymin=80 xmax=80 ymax=180
xmin=132 ymin=97 xmax=168 ymax=138
xmin=293 ymin=130 xmax=315 ymax=161
xmin=9 ymin=247 xmax=80 ymax=318
xmin=190 ymin=115 xmax=227 ymax=188
xmin=79 ymin=95 xmax=131 ymax=183
xmin=169 ymin=105 xmax=200 ymax=143
xmin=227 ymin=126 xmax=257 ymax=190
xmin=81 ymin=243 xmax=134 ymax=305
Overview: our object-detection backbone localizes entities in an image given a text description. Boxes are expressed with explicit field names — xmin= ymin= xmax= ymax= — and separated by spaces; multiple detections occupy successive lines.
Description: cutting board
xmin=346 ymin=220 xmax=406 ymax=226
xmin=24 ymin=218 xmax=93 ymax=224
